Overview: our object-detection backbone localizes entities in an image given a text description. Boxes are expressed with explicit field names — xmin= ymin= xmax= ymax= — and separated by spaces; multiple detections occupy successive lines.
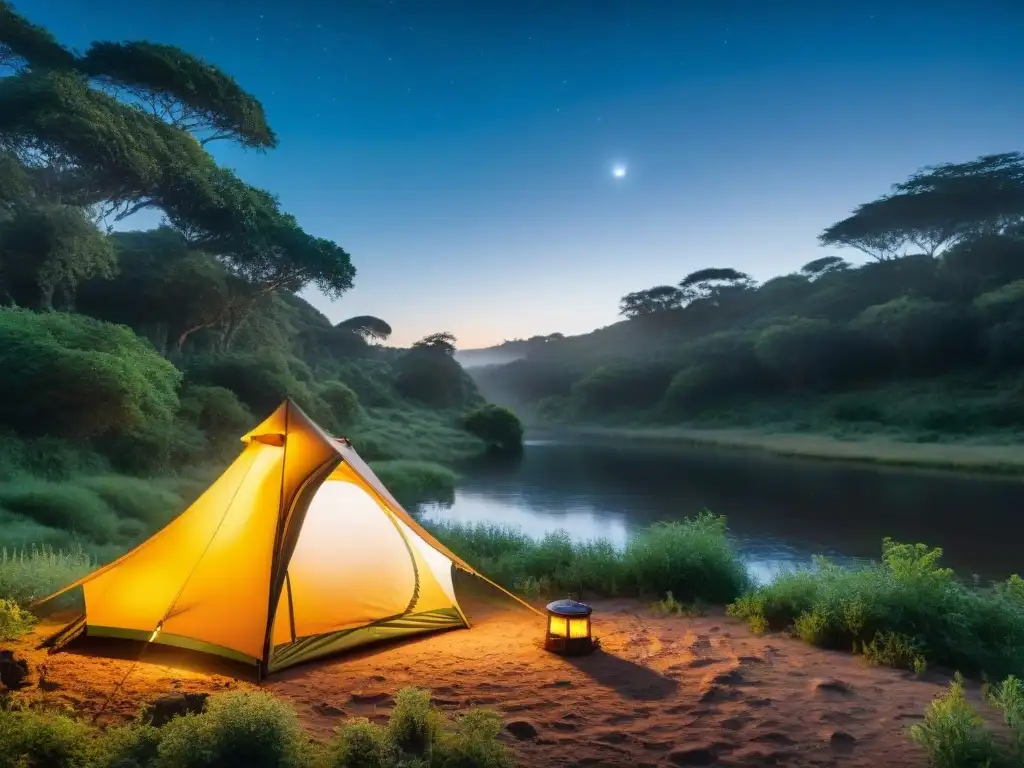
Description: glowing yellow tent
xmin=38 ymin=400 xmax=533 ymax=676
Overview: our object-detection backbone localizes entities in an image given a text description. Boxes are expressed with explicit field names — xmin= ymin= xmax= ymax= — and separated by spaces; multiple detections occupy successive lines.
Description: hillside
xmin=469 ymin=153 xmax=1024 ymax=453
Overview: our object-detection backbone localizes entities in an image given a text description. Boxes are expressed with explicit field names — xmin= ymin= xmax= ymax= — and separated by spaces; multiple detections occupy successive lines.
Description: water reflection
xmin=422 ymin=438 xmax=1023 ymax=582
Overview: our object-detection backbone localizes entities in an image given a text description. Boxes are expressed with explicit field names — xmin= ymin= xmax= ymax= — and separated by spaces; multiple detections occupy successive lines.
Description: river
xmin=420 ymin=437 xmax=1023 ymax=584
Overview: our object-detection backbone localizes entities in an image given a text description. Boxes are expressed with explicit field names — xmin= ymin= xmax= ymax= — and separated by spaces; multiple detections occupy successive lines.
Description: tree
xmin=462 ymin=404 xmax=524 ymax=454
xmin=679 ymin=267 xmax=755 ymax=302
xmin=78 ymin=41 xmax=277 ymax=150
xmin=411 ymin=331 xmax=457 ymax=356
xmin=820 ymin=153 xmax=1024 ymax=261
xmin=800 ymin=256 xmax=849 ymax=279
xmin=336 ymin=315 xmax=392 ymax=342
xmin=0 ymin=204 xmax=115 ymax=309
xmin=618 ymin=285 xmax=684 ymax=318
xmin=0 ymin=1 xmax=76 ymax=73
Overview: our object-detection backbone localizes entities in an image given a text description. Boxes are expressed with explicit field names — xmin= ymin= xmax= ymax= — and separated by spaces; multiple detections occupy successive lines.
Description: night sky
xmin=17 ymin=0 xmax=1024 ymax=347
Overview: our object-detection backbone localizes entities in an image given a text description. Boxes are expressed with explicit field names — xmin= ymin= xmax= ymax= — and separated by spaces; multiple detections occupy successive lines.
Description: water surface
xmin=422 ymin=438 xmax=1024 ymax=584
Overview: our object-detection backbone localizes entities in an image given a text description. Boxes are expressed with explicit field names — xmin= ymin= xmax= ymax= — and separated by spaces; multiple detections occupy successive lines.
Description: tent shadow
xmin=560 ymin=648 xmax=680 ymax=701
xmin=59 ymin=635 xmax=259 ymax=682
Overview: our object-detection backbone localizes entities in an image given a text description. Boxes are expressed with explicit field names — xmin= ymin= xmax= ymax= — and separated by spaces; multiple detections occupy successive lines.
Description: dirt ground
xmin=8 ymin=589 xmax=963 ymax=767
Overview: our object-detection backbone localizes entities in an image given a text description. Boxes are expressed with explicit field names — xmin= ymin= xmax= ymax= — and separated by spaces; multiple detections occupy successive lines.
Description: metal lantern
xmin=544 ymin=599 xmax=594 ymax=655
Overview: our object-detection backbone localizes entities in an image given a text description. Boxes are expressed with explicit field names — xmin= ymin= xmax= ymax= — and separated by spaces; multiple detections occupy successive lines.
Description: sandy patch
xmin=6 ymin=591 xmax=968 ymax=767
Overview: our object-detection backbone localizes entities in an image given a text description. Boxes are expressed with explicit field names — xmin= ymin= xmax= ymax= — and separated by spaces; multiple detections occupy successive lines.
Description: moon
xmin=612 ymin=163 xmax=627 ymax=179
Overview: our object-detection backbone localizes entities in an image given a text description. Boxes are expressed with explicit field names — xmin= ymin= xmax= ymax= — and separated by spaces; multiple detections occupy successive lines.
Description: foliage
xmin=0 ymin=309 xmax=180 ymax=439
xmin=0 ymin=596 xmax=34 ymax=640
xmin=908 ymin=674 xmax=1007 ymax=768
xmin=461 ymin=405 xmax=523 ymax=454
xmin=78 ymin=40 xmax=278 ymax=149
xmin=0 ymin=545 xmax=92 ymax=606
xmin=726 ymin=539 xmax=1024 ymax=679
xmin=318 ymin=381 xmax=363 ymax=432
xmin=368 ymin=460 xmax=457 ymax=507
xmin=0 ymin=204 xmax=116 ymax=309
xmin=0 ymin=688 xmax=515 ymax=768
xmin=426 ymin=513 xmax=749 ymax=604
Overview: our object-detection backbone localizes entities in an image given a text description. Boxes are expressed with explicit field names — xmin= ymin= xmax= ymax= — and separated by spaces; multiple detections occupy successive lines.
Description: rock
xmin=0 ymin=650 xmax=30 ymax=690
xmin=313 ymin=702 xmax=346 ymax=717
xmin=829 ymin=730 xmax=857 ymax=752
xmin=812 ymin=677 xmax=853 ymax=695
xmin=505 ymin=720 xmax=539 ymax=740
xmin=144 ymin=692 xmax=209 ymax=727
xmin=669 ymin=747 xmax=715 ymax=766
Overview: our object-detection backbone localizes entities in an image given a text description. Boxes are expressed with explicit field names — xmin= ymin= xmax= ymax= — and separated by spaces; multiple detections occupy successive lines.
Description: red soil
xmin=9 ymin=591 xmax=964 ymax=767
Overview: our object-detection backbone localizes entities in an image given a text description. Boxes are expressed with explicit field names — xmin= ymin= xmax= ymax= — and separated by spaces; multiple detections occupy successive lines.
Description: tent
xmin=37 ymin=399 xmax=535 ymax=676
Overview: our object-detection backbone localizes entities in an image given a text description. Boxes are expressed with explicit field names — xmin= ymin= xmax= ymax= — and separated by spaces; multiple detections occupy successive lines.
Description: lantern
xmin=544 ymin=599 xmax=594 ymax=655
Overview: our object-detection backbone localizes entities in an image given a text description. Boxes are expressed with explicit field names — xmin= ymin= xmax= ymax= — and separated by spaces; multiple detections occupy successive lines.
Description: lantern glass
xmin=544 ymin=599 xmax=594 ymax=654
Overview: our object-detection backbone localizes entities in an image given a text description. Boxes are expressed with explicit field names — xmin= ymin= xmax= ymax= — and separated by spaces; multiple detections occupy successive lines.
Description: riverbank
xmin=562 ymin=424 xmax=1024 ymax=477
xmin=0 ymin=595 xmax=982 ymax=767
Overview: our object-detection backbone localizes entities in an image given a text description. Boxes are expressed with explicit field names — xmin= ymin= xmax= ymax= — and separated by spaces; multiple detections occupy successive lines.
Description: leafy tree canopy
xmin=336 ymin=315 xmax=393 ymax=342
xmin=78 ymin=41 xmax=277 ymax=150
xmin=619 ymin=285 xmax=684 ymax=318
xmin=0 ymin=1 xmax=76 ymax=73
xmin=411 ymin=331 xmax=457 ymax=356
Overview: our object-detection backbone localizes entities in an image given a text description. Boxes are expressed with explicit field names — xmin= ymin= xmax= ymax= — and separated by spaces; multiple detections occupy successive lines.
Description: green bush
xmin=318 ymin=381 xmax=363 ymax=432
xmin=726 ymin=539 xmax=1024 ymax=678
xmin=369 ymin=460 xmax=457 ymax=507
xmin=570 ymin=361 xmax=676 ymax=413
xmin=0 ymin=479 xmax=123 ymax=545
xmin=0 ymin=707 xmax=100 ymax=768
xmin=0 ymin=597 xmax=35 ymax=640
xmin=0 ymin=308 xmax=180 ymax=439
xmin=0 ymin=545 xmax=93 ymax=606
xmin=908 ymin=674 xmax=1005 ymax=768
xmin=427 ymin=513 xmax=749 ymax=604
xmin=155 ymin=690 xmax=315 ymax=768
xmin=74 ymin=476 xmax=184 ymax=532
xmin=461 ymin=405 xmax=523 ymax=454
xmin=185 ymin=352 xmax=326 ymax=422
xmin=0 ymin=435 xmax=109 ymax=481
xmin=394 ymin=350 xmax=480 ymax=409
xmin=178 ymin=385 xmax=254 ymax=456
xmin=0 ymin=688 xmax=515 ymax=768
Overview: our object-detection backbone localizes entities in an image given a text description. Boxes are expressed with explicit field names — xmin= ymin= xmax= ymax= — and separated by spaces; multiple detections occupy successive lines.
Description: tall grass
xmin=0 ymin=545 xmax=93 ymax=606
xmin=727 ymin=540 xmax=1024 ymax=679
xmin=0 ymin=687 xmax=513 ymax=768
xmin=426 ymin=512 xmax=751 ymax=604
xmin=369 ymin=460 xmax=457 ymax=507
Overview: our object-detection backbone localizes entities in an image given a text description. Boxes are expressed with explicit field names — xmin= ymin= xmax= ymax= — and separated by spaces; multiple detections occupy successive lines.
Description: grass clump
xmin=0 ymin=597 xmax=35 ymax=641
xmin=726 ymin=539 xmax=1024 ymax=679
xmin=154 ymin=690 xmax=315 ymax=768
xmin=0 ymin=688 xmax=514 ymax=768
xmin=909 ymin=674 xmax=1006 ymax=768
xmin=0 ymin=545 xmax=92 ymax=606
xmin=985 ymin=675 xmax=1024 ymax=757
xmin=651 ymin=591 xmax=706 ymax=618
xmin=369 ymin=460 xmax=458 ymax=507
xmin=427 ymin=512 xmax=749 ymax=604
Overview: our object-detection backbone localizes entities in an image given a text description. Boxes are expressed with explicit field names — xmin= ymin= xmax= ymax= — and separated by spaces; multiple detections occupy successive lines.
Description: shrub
xmin=177 ymin=385 xmax=254 ymax=455
xmin=909 ymin=674 xmax=1004 ymax=768
xmin=727 ymin=539 xmax=1024 ymax=678
xmin=155 ymin=690 xmax=314 ymax=768
xmin=323 ymin=719 xmax=393 ymax=768
xmin=754 ymin=318 xmax=878 ymax=390
xmin=369 ymin=460 xmax=457 ymax=507
xmin=319 ymin=381 xmax=363 ymax=432
xmin=393 ymin=349 xmax=479 ymax=409
xmin=0 ymin=707 xmax=100 ymax=768
xmin=0 ymin=308 xmax=180 ymax=439
xmin=0 ymin=479 xmax=122 ymax=544
xmin=74 ymin=476 xmax=184 ymax=532
xmin=0 ymin=546 xmax=92 ymax=608
xmin=185 ymin=352 xmax=312 ymax=418
xmin=0 ymin=597 xmax=35 ymax=640
xmin=461 ymin=405 xmax=524 ymax=454
xmin=427 ymin=513 xmax=749 ymax=604
xmin=570 ymin=361 xmax=676 ymax=413
xmin=851 ymin=297 xmax=976 ymax=375
xmin=985 ymin=675 xmax=1024 ymax=756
